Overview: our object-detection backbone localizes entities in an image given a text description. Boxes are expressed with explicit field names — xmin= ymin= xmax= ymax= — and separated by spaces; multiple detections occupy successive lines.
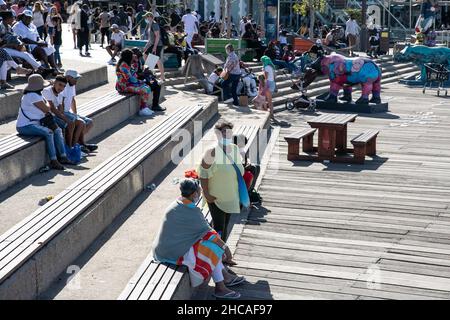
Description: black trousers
xmin=100 ymin=27 xmax=110 ymax=46
xmin=145 ymin=79 xmax=161 ymax=109
xmin=78 ymin=30 xmax=90 ymax=52
xmin=208 ymin=202 xmax=232 ymax=242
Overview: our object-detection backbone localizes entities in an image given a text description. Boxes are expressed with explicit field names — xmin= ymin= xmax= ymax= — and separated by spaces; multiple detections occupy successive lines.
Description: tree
xmin=293 ymin=0 xmax=327 ymax=39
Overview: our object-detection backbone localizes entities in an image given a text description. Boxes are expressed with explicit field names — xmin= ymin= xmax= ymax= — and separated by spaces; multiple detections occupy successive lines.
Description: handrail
xmin=374 ymin=0 xmax=409 ymax=31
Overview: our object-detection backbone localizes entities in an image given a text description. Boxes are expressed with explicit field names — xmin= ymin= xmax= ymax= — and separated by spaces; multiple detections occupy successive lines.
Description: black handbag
xmin=20 ymin=107 xmax=58 ymax=131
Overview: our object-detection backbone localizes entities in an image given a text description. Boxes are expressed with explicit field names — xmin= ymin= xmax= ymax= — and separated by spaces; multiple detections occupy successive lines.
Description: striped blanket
xmin=176 ymin=230 xmax=225 ymax=287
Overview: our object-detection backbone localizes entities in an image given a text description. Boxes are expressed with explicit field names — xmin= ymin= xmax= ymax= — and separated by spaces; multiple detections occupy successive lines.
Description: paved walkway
xmin=196 ymin=83 xmax=450 ymax=300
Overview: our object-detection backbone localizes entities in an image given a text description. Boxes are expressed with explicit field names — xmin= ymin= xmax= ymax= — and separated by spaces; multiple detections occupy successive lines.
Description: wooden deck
xmin=195 ymin=83 xmax=450 ymax=300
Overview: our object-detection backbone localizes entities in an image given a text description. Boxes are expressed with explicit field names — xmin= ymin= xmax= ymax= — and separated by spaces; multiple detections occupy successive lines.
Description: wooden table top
xmin=307 ymin=113 xmax=358 ymax=127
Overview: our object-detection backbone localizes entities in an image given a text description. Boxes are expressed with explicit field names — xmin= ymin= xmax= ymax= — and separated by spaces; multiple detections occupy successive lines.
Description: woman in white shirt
xmin=32 ymin=1 xmax=46 ymax=39
xmin=261 ymin=55 xmax=276 ymax=119
xmin=16 ymin=74 xmax=73 ymax=170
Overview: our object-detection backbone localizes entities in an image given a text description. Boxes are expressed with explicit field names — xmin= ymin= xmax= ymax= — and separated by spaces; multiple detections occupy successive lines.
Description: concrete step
xmin=38 ymin=104 xmax=271 ymax=300
xmin=0 ymin=92 xmax=218 ymax=300
xmin=0 ymin=60 xmax=108 ymax=123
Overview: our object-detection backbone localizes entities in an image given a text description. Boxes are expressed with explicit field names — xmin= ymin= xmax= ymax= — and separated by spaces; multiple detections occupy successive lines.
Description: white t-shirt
xmin=42 ymin=87 xmax=63 ymax=109
xmin=111 ymin=30 xmax=125 ymax=46
xmin=62 ymin=84 xmax=76 ymax=113
xmin=264 ymin=65 xmax=275 ymax=82
xmin=16 ymin=93 xmax=46 ymax=128
xmin=12 ymin=21 xmax=40 ymax=51
xmin=181 ymin=13 xmax=198 ymax=33
xmin=207 ymin=72 xmax=220 ymax=93
xmin=33 ymin=11 xmax=45 ymax=28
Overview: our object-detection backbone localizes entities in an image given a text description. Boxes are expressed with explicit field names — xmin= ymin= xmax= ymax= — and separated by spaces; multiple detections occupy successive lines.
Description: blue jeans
xmin=54 ymin=45 xmax=61 ymax=65
xmin=37 ymin=26 xmax=45 ymax=39
xmin=17 ymin=124 xmax=66 ymax=161
xmin=273 ymin=59 xmax=297 ymax=73
xmin=222 ymin=74 xmax=240 ymax=105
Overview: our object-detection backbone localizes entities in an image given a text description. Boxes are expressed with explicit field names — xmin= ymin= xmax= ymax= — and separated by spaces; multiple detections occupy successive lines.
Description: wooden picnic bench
xmin=285 ymin=113 xmax=380 ymax=164
xmin=0 ymin=105 xmax=206 ymax=299
xmin=351 ymin=129 xmax=380 ymax=164
xmin=118 ymin=125 xmax=260 ymax=300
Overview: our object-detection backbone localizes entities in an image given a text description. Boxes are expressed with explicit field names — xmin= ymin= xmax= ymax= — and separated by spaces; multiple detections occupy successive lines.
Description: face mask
xmin=221 ymin=138 xmax=232 ymax=146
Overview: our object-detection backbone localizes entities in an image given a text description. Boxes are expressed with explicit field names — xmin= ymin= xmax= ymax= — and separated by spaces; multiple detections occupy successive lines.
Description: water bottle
xmin=146 ymin=183 xmax=156 ymax=191
xmin=38 ymin=195 xmax=54 ymax=206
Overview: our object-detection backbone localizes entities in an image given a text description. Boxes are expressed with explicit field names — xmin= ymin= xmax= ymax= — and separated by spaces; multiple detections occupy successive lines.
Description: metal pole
xmin=388 ymin=0 xmax=391 ymax=31
xmin=361 ymin=0 xmax=368 ymax=51
xmin=277 ymin=0 xmax=280 ymax=40
xmin=410 ymin=0 xmax=412 ymax=30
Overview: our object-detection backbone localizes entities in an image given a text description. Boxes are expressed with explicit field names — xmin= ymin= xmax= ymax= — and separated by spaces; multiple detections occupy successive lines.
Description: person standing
xmin=181 ymin=8 xmax=198 ymax=49
xmin=98 ymin=7 xmax=110 ymax=47
xmin=143 ymin=12 xmax=165 ymax=81
xmin=222 ymin=44 xmax=241 ymax=106
xmin=78 ymin=4 xmax=90 ymax=56
xmin=52 ymin=15 xmax=63 ymax=68
xmin=32 ymin=1 xmax=46 ymax=39
xmin=345 ymin=15 xmax=360 ymax=56
xmin=116 ymin=6 xmax=129 ymax=34
xmin=135 ymin=4 xmax=147 ymax=39
xmin=199 ymin=120 xmax=245 ymax=242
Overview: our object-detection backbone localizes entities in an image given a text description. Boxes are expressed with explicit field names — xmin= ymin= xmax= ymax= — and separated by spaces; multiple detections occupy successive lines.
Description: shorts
xmin=55 ymin=116 xmax=69 ymax=129
xmin=145 ymin=45 xmax=163 ymax=58
xmin=109 ymin=43 xmax=122 ymax=51
xmin=48 ymin=26 xmax=55 ymax=36
xmin=267 ymin=80 xmax=276 ymax=93
xmin=64 ymin=111 xmax=93 ymax=125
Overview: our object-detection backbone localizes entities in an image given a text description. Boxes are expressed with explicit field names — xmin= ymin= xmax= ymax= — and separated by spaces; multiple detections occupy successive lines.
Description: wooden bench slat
xmin=351 ymin=130 xmax=380 ymax=144
xmin=284 ymin=128 xmax=317 ymax=140
xmin=148 ymin=264 xmax=179 ymax=300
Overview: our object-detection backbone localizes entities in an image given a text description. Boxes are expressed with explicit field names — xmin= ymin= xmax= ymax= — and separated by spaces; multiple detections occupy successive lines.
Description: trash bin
xmin=379 ymin=29 xmax=390 ymax=54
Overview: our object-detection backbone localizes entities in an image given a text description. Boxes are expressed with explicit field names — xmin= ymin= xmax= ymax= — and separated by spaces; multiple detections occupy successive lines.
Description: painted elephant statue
xmin=303 ymin=53 xmax=382 ymax=104
xmin=395 ymin=44 xmax=450 ymax=84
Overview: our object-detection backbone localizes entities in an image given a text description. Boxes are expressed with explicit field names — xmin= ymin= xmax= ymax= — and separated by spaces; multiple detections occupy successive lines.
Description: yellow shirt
xmin=198 ymin=143 xmax=244 ymax=214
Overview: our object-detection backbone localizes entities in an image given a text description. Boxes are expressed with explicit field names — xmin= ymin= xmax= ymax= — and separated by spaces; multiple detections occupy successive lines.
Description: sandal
xmin=213 ymin=290 xmax=241 ymax=300
xmin=224 ymin=276 xmax=245 ymax=287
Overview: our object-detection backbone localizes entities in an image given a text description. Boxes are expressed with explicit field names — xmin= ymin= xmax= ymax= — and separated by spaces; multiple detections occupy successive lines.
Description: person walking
xmin=181 ymin=8 xmax=198 ymax=49
xmin=78 ymin=4 xmax=90 ymax=56
xmin=345 ymin=14 xmax=360 ymax=56
xmin=32 ymin=1 xmax=46 ymax=39
xmin=98 ymin=7 xmax=110 ymax=47
xmin=222 ymin=44 xmax=241 ymax=106
xmin=143 ymin=12 xmax=165 ymax=81
xmin=199 ymin=119 xmax=245 ymax=242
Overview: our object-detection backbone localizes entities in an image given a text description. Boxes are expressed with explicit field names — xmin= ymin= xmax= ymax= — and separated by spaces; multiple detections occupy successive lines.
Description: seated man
xmin=62 ymin=69 xmax=98 ymax=154
xmin=162 ymin=24 xmax=183 ymax=67
xmin=106 ymin=24 xmax=125 ymax=65
xmin=12 ymin=10 xmax=60 ymax=74
xmin=0 ymin=11 xmax=47 ymax=74
xmin=42 ymin=75 xmax=78 ymax=148
xmin=205 ymin=67 xmax=223 ymax=94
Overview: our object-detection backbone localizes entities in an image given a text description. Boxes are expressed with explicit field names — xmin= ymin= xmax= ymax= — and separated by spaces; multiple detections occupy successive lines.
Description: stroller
xmin=284 ymin=54 xmax=317 ymax=112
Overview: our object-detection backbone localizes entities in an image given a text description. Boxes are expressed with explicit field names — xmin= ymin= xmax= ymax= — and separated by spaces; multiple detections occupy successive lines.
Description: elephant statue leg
xmin=369 ymin=76 xmax=382 ymax=104
xmin=339 ymin=85 xmax=353 ymax=102
xmin=325 ymin=82 xmax=342 ymax=103
xmin=356 ymin=82 xmax=372 ymax=104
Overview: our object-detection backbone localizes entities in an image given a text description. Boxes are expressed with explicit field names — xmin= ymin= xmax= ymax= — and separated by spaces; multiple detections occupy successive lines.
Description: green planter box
xmin=205 ymin=38 xmax=241 ymax=56
xmin=124 ymin=39 xmax=147 ymax=49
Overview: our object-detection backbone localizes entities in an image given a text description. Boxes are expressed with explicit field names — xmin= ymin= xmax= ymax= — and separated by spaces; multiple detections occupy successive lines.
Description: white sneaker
xmin=107 ymin=59 xmax=115 ymax=65
xmin=81 ymin=151 xmax=88 ymax=158
xmin=139 ymin=108 xmax=155 ymax=117
xmin=224 ymin=98 xmax=234 ymax=104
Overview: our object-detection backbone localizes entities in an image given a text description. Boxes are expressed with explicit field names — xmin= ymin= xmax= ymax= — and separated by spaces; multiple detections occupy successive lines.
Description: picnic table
xmin=307 ymin=113 xmax=357 ymax=159
xmin=284 ymin=113 xmax=380 ymax=164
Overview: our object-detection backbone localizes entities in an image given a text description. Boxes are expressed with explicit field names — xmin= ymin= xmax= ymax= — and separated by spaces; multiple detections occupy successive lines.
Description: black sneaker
xmin=152 ymin=105 xmax=166 ymax=112
xmin=83 ymin=144 xmax=98 ymax=152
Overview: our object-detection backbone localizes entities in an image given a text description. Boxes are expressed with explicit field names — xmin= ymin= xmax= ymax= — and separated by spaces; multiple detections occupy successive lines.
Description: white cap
xmin=110 ymin=24 xmax=119 ymax=29
xmin=65 ymin=69 xmax=82 ymax=79
xmin=22 ymin=10 xmax=33 ymax=17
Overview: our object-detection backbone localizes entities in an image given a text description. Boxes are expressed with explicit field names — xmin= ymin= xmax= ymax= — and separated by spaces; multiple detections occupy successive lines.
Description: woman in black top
xmin=241 ymin=23 xmax=265 ymax=60
xmin=52 ymin=16 xmax=63 ymax=68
